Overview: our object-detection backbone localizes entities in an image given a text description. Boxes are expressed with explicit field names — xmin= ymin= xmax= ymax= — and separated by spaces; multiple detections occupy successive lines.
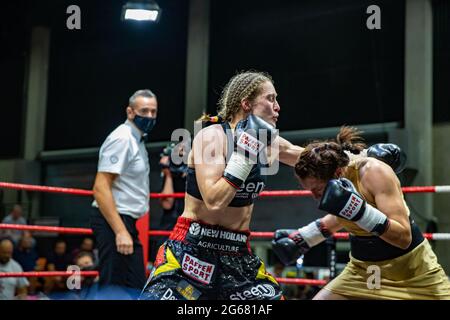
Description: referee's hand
xmin=116 ymin=231 xmax=134 ymax=255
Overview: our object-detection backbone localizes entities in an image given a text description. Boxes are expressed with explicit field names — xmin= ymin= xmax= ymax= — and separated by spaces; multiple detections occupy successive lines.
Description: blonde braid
xmin=217 ymin=71 xmax=272 ymax=122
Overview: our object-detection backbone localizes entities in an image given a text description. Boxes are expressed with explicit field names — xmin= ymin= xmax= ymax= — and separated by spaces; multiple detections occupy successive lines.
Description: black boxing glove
xmin=272 ymin=219 xmax=330 ymax=265
xmin=319 ymin=178 xmax=390 ymax=236
xmin=367 ymin=143 xmax=406 ymax=174
xmin=223 ymin=114 xmax=278 ymax=189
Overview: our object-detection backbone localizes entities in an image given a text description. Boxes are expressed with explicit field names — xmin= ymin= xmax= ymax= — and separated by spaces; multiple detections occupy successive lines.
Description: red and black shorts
xmin=140 ymin=217 xmax=283 ymax=300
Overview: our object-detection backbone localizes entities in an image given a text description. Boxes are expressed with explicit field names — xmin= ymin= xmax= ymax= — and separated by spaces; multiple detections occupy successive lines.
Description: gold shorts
xmin=324 ymin=239 xmax=450 ymax=300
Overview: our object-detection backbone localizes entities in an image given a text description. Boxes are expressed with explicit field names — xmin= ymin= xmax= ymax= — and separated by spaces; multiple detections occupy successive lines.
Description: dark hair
xmin=295 ymin=126 xmax=366 ymax=181
xmin=54 ymin=238 xmax=67 ymax=247
xmin=75 ymin=251 xmax=94 ymax=264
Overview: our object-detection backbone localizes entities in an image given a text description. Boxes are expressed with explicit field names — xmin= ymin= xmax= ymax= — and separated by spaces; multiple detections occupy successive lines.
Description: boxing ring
xmin=1 ymin=181 xmax=450 ymax=289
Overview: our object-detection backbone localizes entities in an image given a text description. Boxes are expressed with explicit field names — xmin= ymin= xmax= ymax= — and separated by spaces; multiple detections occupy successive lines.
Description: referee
xmin=91 ymin=89 xmax=157 ymax=299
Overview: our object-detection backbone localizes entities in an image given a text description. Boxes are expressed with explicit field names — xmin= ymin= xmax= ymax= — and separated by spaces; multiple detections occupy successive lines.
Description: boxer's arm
xmin=321 ymin=214 xmax=345 ymax=234
xmin=361 ymin=163 xmax=412 ymax=249
xmin=275 ymin=136 xmax=304 ymax=167
xmin=93 ymin=172 xmax=134 ymax=255
xmin=272 ymin=215 xmax=343 ymax=265
xmin=193 ymin=125 xmax=239 ymax=211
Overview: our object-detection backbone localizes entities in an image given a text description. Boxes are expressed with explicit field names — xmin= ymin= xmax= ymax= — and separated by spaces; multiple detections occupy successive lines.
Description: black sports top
xmin=186 ymin=122 xmax=266 ymax=207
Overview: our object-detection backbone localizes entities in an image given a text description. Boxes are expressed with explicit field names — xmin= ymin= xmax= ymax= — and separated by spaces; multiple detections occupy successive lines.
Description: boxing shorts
xmin=140 ymin=217 xmax=283 ymax=300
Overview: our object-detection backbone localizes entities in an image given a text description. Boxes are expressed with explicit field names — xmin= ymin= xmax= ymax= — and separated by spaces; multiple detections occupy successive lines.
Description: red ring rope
xmin=1 ymin=182 xmax=450 ymax=199
xmin=1 ymin=224 xmax=446 ymax=240
xmin=0 ymin=271 xmax=326 ymax=286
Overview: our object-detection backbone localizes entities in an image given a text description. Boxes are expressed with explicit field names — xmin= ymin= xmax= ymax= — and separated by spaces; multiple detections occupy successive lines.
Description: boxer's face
xmin=299 ymin=177 xmax=328 ymax=201
xmin=248 ymin=81 xmax=280 ymax=127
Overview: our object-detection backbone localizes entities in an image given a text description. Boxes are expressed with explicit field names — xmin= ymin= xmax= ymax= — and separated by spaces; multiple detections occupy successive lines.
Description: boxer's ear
xmin=334 ymin=168 xmax=343 ymax=178
xmin=241 ymin=98 xmax=252 ymax=113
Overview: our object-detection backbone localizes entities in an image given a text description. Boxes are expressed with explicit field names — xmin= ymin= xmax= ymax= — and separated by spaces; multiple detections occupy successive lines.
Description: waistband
xmin=350 ymin=219 xmax=424 ymax=261
xmin=169 ymin=217 xmax=251 ymax=254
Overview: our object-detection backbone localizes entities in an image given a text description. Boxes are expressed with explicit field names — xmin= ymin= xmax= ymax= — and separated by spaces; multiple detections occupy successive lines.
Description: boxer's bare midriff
xmin=182 ymin=194 xmax=253 ymax=231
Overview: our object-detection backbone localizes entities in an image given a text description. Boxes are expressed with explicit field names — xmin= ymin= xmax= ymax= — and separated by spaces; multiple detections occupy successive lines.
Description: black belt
xmin=350 ymin=218 xmax=424 ymax=261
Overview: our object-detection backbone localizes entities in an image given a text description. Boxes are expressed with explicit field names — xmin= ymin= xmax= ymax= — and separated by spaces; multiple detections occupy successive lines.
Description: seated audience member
xmin=44 ymin=239 xmax=72 ymax=294
xmin=0 ymin=238 xmax=29 ymax=299
xmin=1 ymin=204 xmax=27 ymax=245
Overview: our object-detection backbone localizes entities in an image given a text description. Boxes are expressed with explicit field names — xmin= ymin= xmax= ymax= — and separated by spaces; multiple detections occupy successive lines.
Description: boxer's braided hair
xmin=295 ymin=126 xmax=366 ymax=181
xmin=198 ymin=71 xmax=273 ymax=124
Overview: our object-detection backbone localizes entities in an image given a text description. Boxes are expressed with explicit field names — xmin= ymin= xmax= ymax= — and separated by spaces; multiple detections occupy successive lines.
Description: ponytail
xmin=336 ymin=126 xmax=366 ymax=155
xmin=196 ymin=113 xmax=224 ymax=125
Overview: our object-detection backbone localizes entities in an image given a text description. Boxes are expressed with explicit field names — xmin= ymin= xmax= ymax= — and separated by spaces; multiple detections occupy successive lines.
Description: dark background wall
xmin=2 ymin=0 xmax=450 ymax=158
xmin=433 ymin=0 xmax=450 ymax=123
xmin=207 ymin=0 xmax=405 ymax=130
xmin=0 ymin=1 xmax=30 ymax=158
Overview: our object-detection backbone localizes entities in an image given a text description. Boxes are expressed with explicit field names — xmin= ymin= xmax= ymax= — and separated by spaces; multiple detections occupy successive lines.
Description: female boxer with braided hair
xmin=141 ymin=71 xmax=298 ymax=300
xmin=272 ymin=126 xmax=450 ymax=300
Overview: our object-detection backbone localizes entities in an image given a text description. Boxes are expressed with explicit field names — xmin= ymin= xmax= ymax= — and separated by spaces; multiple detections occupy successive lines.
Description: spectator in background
xmin=13 ymin=233 xmax=39 ymax=295
xmin=73 ymin=251 xmax=99 ymax=299
xmin=71 ymin=237 xmax=98 ymax=265
xmin=44 ymin=239 xmax=72 ymax=294
xmin=1 ymin=204 xmax=27 ymax=245
xmin=0 ymin=238 xmax=29 ymax=299
xmin=13 ymin=233 xmax=38 ymax=272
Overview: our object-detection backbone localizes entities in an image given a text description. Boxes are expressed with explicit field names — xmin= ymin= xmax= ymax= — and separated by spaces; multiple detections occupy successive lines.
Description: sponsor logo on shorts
xmin=161 ymin=288 xmax=177 ymax=300
xmin=188 ymin=225 xmax=248 ymax=243
xmin=189 ymin=223 xmax=201 ymax=236
xmin=229 ymin=284 xmax=277 ymax=300
xmin=197 ymin=240 xmax=240 ymax=252
xmin=176 ymin=280 xmax=201 ymax=300
xmin=339 ymin=194 xmax=363 ymax=219
xmin=182 ymin=254 xmax=215 ymax=285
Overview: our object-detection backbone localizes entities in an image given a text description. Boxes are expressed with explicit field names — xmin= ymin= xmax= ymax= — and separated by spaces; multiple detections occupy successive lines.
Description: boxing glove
xmin=223 ymin=115 xmax=278 ymax=188
xmin=272 ymin=219 xmax=330 ymax=265
xmin=367 ymin=143 xmax=406 ymax=174
xmin=319 ymin=178 xmax=390 ymax=236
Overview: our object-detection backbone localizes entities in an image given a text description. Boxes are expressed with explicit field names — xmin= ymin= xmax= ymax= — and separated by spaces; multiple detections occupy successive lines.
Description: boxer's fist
xmin=272 ymin=229 xmax=310 ymax=266
xmin=223 ymin=115 xmax=278 ymax=188
xmin=319 ymin=178 xmax=389 ymax=236
xmin=318 ymin=178 xmax=366 ymax=221
xmin=367 ymin=143 xmax=406 ymax=174
xmin=235 ymin=114 xmax=278 ymax=148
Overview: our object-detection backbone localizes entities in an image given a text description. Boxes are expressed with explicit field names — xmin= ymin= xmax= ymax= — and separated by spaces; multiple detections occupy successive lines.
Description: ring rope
xmin=0 ymin=271 xmax=327 ymax=286
xmin=1 ymin=224 xmax=449 ymax=240
xmin=1 ymin=182 xmax=450 ymax=199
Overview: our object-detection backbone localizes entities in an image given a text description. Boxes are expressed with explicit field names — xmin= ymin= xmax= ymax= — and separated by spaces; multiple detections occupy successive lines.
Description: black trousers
xmin=90 ymin=208 xmax=146 ymax=295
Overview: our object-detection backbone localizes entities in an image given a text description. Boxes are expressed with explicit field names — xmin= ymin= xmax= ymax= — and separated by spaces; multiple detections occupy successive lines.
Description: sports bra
xmin=186 ymin=122 xmax=266 ymax=207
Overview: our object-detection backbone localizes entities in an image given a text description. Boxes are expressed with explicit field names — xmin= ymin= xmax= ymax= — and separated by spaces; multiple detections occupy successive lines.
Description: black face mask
xmin=133 ymin=114 xmax=156 ymax=134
